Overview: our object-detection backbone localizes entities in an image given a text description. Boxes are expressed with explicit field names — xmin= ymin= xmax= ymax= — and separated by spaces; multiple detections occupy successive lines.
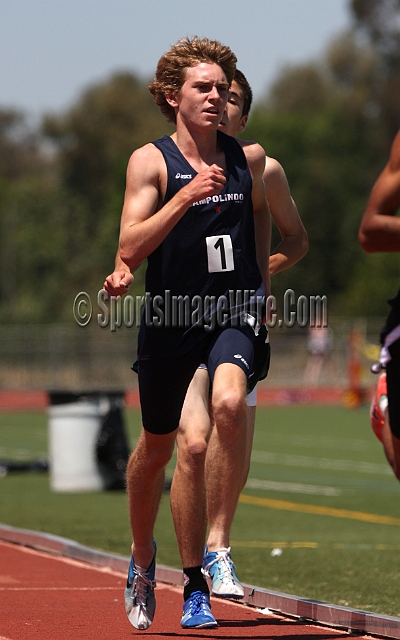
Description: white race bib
xmin=206 ymin=235 xmax=234 ymax=273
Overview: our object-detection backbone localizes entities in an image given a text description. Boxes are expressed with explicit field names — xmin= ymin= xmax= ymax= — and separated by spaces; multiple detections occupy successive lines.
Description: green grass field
xmin=1 ymin=404 xmax=400 ymax=617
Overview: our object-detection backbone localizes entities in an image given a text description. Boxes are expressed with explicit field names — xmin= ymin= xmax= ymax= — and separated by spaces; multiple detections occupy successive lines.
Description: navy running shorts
xmin=205 ymin=325 xmax=254 ymax=383
xmin=247 ymin=324 xmax=270 ymax=394
xmin=138 ymin=324 xmax=255 ymax=435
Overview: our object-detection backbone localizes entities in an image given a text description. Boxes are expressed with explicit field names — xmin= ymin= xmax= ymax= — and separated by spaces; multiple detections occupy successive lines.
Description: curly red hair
xmin=149 ymin=36 xmax=237 ymax=124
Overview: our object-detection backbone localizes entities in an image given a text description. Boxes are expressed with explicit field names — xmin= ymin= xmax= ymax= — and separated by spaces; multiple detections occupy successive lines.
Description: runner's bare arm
xmin=242 ymin=141 xmax=271 ymax=298
xmin=359 ymin=130 xmax=400 ymax=253
xmin=119 ymin=144 xmax=226 ymax=269
xmin=264 ymin=157 xmax=308 ymax=275
xmin=103 ymin=251 xmax=135 ymax=297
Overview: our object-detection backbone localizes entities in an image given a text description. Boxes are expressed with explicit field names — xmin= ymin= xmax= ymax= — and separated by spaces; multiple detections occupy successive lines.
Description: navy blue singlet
xmin=138 ymin=130 xmax=263 ymax=359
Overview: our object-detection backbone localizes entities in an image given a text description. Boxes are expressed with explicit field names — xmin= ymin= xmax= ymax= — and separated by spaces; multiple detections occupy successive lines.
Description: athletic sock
xmin=183 ymin=566 xmax=209 ymax=601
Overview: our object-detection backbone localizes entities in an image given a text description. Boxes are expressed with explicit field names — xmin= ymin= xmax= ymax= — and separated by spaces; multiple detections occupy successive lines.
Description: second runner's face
xmin=170 ymin=62 xmax=229 ymax=131
xmin=218 ymin=80 xmax=247 ymax=137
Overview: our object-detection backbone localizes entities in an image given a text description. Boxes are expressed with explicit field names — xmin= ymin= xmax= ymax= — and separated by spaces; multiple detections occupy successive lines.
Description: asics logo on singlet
xmin=234 ymin=354 xmax=249 ymax=369
xmin=175 ymin=172 xmax=192 ymax=179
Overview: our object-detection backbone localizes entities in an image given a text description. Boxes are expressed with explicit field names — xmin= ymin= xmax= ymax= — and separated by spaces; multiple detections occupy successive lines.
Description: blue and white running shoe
xmin=202 ymin=546 xmax=244 ymax=599
xmin=180 ymin=591 xmax=217 ymax=628
xmin=124 ymin=540 xmax=156 ymax=630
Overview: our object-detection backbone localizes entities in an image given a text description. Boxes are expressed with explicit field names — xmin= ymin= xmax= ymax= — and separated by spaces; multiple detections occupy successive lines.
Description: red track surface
xmin=0 ymin=386 xmax=358 ymax=412
xmin=0 ymin=539 xmax=383 ymax=640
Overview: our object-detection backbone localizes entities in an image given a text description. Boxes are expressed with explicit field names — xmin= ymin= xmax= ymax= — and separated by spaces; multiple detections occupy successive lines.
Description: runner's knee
xmin=177 ymin=426 xmax=208 ymax=460
xmin=212 ymin=388 xmax=246 ymax=435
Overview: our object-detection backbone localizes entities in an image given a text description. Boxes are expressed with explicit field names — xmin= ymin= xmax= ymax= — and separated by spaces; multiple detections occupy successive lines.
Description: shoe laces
xmin=186 ymin=592 xmax=209 ymax=614
xmin=206 ymin=547 xmax=236 ymax=582
xmin=130 ymin=569 xmax=156 ymax=607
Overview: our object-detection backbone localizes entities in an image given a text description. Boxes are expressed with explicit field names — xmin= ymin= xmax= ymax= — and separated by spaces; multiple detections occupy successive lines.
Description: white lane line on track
xmin=251 ymin=450 xmax=393 ymax=475
xmin=267 ymin=434 xmax=374 ymax=453
xmin=0 ymin=540 xmax=125 ymax=577
xmin=245 ymin=477 xmax=340 ymax=496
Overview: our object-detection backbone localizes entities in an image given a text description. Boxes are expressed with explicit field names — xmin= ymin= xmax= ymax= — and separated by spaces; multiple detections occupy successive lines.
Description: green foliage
xmin=245 ymin=106 xmax=381 ymax=311
xmin=336 ymin=251 xmax=400 ymax=315
xmin=0 ymin=73 xmax=168 ymax=321
xmin=244 ymin=23 xmax=398 ymax=315
xmin=43 ymin=72 xmax=169 ymax=212
xmin=0 ymin=110 xmax=42 ymax=180
xmin=0 ymin=3 xmax=399 ymax=322
xmin=350 ymin=0 xmax=400 ymax=137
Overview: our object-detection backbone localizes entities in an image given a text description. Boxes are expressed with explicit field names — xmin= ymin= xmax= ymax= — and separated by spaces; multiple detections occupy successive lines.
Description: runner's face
xmin=169 ymin=63 xmax=229 ymax=131
xmin=218 ymin=80 xmax=248 ymax=137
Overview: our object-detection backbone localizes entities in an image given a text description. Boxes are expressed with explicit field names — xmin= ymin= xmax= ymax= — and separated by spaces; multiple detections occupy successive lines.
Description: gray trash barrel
xmin=47 ymin=392 xmax=128 ymax=492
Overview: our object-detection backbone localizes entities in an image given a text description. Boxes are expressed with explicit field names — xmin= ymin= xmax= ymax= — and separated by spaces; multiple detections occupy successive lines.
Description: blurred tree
xmin=244 ymin=23 xmax=397 ymax=316
xmin=2 ymin=4 xmax=399 ymax=324
xmin=351 ymin=0 xmax=400 ymax=64
xmin=0 ymin=109 xmax=42 ymax=181
xmin=266 ymin=64 xmax=329 ymax=114
xmin=350 ymin=0 xmax=400 ymax=137
xmin=42 ymin=72 xmax=169 ymax=293
xmin=0 ymin=74 xmax=169 ymax=322
xmin=0 ymin=109 xmax=51 ymax=319
xmin=43 ymin=72 xmax=168 ymax=212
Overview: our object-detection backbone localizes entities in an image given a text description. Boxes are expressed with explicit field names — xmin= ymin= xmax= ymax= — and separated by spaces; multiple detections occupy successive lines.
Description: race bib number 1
xmin=206 ymin=235 xmax=234 ymax=273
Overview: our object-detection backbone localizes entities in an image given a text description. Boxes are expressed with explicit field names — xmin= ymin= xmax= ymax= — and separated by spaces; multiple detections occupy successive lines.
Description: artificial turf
xmin=1 ymin=404 xmax=400 ymax=616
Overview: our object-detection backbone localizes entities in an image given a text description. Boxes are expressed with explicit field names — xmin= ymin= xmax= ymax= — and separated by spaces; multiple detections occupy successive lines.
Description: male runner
xmin=359 ymin=129 xmax=400 ymax=480
xmin=105 ymin=67 xmax=307 ymax=621
xmin=110 ymin=37 xmax=271 ymax=630
xmin=171 ymin=69 xmax=308 ymax=600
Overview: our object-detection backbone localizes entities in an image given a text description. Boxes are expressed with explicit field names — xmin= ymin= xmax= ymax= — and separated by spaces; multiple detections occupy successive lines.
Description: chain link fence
xmin=0 ymin=317 xmax=385 ymax=392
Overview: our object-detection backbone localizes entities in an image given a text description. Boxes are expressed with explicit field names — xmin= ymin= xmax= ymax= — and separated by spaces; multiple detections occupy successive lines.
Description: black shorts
xmin=138 ymin=324 xmax=255 ymax=435
xmin=247 ymin=325 xmax=270 ymax=394
xmin=380 ymin=291 xmax=400 ymax=437
xmin=386 ymin=338 xmax=400 ymax=438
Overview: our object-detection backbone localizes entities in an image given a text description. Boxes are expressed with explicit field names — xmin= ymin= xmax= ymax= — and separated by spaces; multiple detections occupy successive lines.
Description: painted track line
xmin=239 ymin=493 xmax=400 ymax=525
xmin=1 ymin=522 xmax=399 ymax=639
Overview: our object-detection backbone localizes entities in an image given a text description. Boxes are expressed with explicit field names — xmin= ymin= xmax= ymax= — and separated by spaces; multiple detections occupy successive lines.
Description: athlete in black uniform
xmin=359 ymin=129 xmax=400 ymax=481
xmin=137 ymin=129 xmax=264 ymax=433
xmin=172 ymin=69 xmax=306 ymax=602
xmin=110 ymin=37 xmax=271 ymax=630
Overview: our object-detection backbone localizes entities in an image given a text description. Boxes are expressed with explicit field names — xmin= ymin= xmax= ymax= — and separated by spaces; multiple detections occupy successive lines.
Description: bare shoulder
xmin=123 ymin=142 xmax=168 ymax=205
xmin=238 ymin=138 xmax=265 ymax=162
xmin=238 ymin=139 xmax=266 ymax=177
xmin=128 ymin=142 xmax=163 ymax=171
xmin=126 ymin=143 xmax=166 ymax=191
xmin=369 ymin=130 xmax=400 ymax=197
xmin=264 ymin=156 xmax=285 ymax=179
